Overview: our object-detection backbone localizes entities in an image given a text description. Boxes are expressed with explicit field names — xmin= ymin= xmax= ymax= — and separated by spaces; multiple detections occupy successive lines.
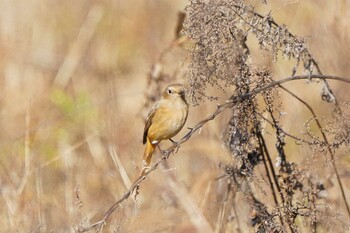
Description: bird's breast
xmin=147 ymin=102 xmax=188 ymax=142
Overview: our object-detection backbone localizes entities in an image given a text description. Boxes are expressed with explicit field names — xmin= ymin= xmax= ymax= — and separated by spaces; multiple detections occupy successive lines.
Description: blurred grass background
xmin=0 ymin=0 xmax=349 ymax=232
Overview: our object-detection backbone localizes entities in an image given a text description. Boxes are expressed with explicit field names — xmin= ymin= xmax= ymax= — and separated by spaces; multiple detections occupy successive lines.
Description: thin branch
xmin=76 ymin=159 xmax=164 ymax=232
xmin=229 ymin=2 xmax=340 ymax=106
xmin=246 ymin=75 xmax=350 ymax=98
xmin=256 ymin=130 xmax=284 ymax=227
xmin=262 ymin=95 xmax=296 ymax=232
xmin=257 ymin=112 xmax=314 ymax=145
xmin=76 ymin=74 xmax=350 ymax=232
xmin=263 ymin=95 xmax=288 ymax=168
xmin=230 ymin=3 xmax=323 ymax=74
xmin=279 ymin=85 xmax=350 ymax=219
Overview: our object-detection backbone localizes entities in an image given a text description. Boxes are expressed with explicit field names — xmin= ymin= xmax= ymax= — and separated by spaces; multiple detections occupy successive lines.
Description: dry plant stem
xmin=247 ymin=75 xmax=350 ymax=98
xmin=308 ymin=178 xmax=317 ymax=233
xmin=77 ymin=158 xmax=166 ymax=232
xmin=161 ymin=163 xmax=213 ymax=233
xmin=231 ymin=3 xmax=323 ymax=77
xmin=108 ymin=145 xmax=132 ymax=188
xmin=263 ymin=99 xmax=296 ymax=232
xmin=158 ymin=11 xmax=187 ymax=62
xmin=256 ymin=131 xmax=289 ymax=232
xmin=256 ymin=131 xmax=281 ymax=218
xmin=230 ymin=2 xmax=338 ymax=103
xmin=17 ymin=99 xmax=32 ymax=195
xmin=264 ymin=98 xmax=287 ymax=166
xmin=158 ymin=36 xmax=188 ymax=63
xmin=279 ymin=85 xmax=350 ymax=219
xmin=78 ymin=74 xmax=350 ymax=232
xmin=54 ymin=5 xmax=103 ymax=88
xmin=214 ymin=183 xmax=233 ymax=233
xmin=257 ymin=112 xmax=314 ymax=145
xmin=230 ymin=187 xmax=242 ymax=233
xmin=35 ymin=168 xmax=46 ymax=231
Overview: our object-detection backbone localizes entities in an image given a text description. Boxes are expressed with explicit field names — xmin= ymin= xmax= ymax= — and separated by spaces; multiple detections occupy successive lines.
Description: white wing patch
xmin=151 ymin=140 xmax=159 ymax=144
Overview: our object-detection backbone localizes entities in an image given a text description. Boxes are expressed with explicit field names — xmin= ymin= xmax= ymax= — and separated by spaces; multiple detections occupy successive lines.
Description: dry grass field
xmin=0 ymin=0 xmax=350 ymax=232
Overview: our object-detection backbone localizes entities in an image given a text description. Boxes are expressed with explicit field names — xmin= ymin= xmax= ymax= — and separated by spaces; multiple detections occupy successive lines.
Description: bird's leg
xmin=157 ymin=144 xmax=173 ymax=158
xmin=168 ymin=138 xmax=181 ymax=154
xmin=169 ymin=138 xmax=179 ymax=147
xmin=157 ymin=144 xmax=167 ymax=155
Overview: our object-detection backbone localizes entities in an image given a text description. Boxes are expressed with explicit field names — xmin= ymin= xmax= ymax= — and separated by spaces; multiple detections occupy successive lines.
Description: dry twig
xmin=76 ymin=74 xmax=350 ymax=232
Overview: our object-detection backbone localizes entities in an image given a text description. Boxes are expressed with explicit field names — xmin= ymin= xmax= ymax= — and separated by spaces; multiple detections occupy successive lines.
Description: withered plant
xmin=184 ymin=0 xmax=350 ymax=232
xmin=78 ymin=1 xmax=350 ymax=232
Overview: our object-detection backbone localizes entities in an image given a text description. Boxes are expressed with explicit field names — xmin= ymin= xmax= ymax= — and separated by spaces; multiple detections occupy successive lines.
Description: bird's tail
xmin=141 ymin=139 xmax=156 ymax=175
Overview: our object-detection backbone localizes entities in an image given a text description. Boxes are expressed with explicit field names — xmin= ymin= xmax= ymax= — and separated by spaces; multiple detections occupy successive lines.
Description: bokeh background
xmin=0 ymin=0 xmax=349 ymax=232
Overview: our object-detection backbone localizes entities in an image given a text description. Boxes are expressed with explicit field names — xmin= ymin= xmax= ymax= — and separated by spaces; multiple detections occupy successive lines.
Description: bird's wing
xmin=143 ymin=103 xmax=159 ymax=144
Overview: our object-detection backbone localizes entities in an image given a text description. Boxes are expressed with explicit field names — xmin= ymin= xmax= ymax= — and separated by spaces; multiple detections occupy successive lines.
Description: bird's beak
xmin=179 ymin=90 xmax=188 ymax=104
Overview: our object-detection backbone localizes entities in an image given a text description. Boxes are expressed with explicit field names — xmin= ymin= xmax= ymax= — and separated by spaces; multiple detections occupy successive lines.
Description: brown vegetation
xmin=1 ymin=1 xmax=350 ymax=233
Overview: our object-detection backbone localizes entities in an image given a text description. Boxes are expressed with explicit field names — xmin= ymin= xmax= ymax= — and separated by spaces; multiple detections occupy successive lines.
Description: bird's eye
xmin=167 ymin=89 xmax=173 ymax=94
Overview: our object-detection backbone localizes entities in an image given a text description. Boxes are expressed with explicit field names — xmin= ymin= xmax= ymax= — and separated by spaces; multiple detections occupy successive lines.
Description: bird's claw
xmin=168 ymin=138 xmax=180 ymax=153
xmin=172 ymin=141 xmax=180 ymax=154
xmin=169 ymin=138 xmax=179 ymax=146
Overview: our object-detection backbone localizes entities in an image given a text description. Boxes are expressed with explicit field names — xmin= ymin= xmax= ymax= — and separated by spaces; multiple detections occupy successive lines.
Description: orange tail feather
xmin=141 ymin=139 xmax=156 ymax=175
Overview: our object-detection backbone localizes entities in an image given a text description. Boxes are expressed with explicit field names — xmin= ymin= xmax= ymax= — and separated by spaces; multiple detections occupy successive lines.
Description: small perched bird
xmin=142 ymin=84 xmax=189 ymax=175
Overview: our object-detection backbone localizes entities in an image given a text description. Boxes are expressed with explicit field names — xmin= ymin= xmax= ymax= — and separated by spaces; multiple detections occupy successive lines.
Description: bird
xmin=141 ymin=84 xmax=189 ymax=175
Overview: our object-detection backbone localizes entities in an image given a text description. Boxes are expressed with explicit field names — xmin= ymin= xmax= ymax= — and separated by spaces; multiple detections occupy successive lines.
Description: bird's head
xmin=162 ymin=84 xmax=188 ymax=104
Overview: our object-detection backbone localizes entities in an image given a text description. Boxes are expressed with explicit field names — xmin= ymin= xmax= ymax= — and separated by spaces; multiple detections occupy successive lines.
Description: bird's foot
xmin=169 ymin=139 xmax=180 ymax=154
xmin=169 ymin=138 xmax=179 ymax=147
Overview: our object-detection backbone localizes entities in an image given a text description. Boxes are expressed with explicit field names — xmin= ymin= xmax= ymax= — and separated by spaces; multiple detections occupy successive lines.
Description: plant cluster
xmin=184 ymin=0 xmax=350 ymax=232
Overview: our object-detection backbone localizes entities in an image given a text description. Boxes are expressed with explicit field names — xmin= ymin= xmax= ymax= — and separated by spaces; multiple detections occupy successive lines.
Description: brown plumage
xmin=142 ymin=84 xmax=189 ymax=175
